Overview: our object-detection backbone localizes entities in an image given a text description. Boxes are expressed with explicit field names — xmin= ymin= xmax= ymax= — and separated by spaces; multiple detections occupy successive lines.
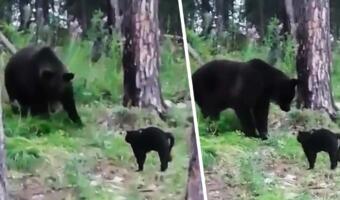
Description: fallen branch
xmin=163 ymin=34 xmax=204 ymax=65
xmin=0 ymin=31 xmax=17 ymax=55
xmin=187 ymin=43 xmax=204 ymax=66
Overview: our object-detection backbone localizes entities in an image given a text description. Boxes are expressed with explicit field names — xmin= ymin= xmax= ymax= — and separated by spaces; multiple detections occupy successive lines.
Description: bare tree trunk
xmin=284 ymin=0 xmax=296 ymax=38
xmin=295 ymin=0 xmax=337 ymax=118
xmin=122 ymin=0 xmax=166 ymax=115
xmin=0 ymin=86 xmax=8 ymax=200
xmin=41 ymin=0 xmax=49 ymax=23
xmin=201 ymin=0 xmax=213 ymax=37
xmin=18 ymin=0 xmax=31 ymax=30
xmin=185 ymin=125 xmax=204 ymax=200
xmin=258 ymin=0 xmax=265 ymax=37
xmin=79 ymin=0 xmax=88 ymax=32
xmin=106 ymin=0 xmax=115 ymax=35
xmin=215 ymin=0 xmax=225 ymax=38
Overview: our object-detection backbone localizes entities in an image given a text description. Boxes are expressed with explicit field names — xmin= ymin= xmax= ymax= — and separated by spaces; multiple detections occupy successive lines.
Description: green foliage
xmin=263 ymin=18 xmax=282 ymax=47
xmin=6 ymin=137 xmax=43 ymax=171
xmin=280 ymin=34 xmax=296 ymax=74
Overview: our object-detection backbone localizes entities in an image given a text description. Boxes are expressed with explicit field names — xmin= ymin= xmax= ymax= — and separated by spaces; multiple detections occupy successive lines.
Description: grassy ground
xmin=188 ymin=31 xmax=340 ymax=200
xmin=0 ymin=31 xmax=191 ymax=200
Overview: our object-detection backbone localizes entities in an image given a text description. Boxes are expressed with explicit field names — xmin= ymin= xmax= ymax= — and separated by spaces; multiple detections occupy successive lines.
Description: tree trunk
xmin=215 ymin=0 xmax=225 ymax=38
xmin=79 ymin=0 xmax=88 ymax=32
xmin=19 ymin=0 xmax=30 ymax=30
xmin=106 ymin=0 xmax=115 ymax=35
xmin=258 ymin=0 xmax=265 ymax=37
xmin=201 ymin=0 xmax=213 ymax=36
xmin=122 ymin=0 xmax=166 ymax=115
xmin=284 ymin=0 xmax=296 ymax=38
xmin=185 ymin=125 xmax=204 ymax=200
xmin=295 ymin=0 xmax=337 ymax=118
xmin=42 ymin=0 xmax=49 ymax=23
xmin=0 ymin=86 xmax=8 ymax=200
xmin=112 ymin=0 xmax=122 ymax=33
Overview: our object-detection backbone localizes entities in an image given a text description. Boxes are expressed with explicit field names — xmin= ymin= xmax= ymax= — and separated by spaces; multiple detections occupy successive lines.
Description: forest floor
xmin=200 ymin=106 xmax=340 ymax=200
xmin=4 ymin=100 xmax=192 ymax=200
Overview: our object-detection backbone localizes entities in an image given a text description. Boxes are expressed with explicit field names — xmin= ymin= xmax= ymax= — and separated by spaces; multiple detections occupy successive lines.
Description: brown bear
xmin=4 ymin=46 xmax=82 ymax=124
xmin=192 ymin=58 xmax=297 ymax=139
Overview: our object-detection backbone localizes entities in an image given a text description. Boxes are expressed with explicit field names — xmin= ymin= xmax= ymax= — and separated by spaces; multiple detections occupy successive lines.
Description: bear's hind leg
xmin=235 ymin=107 xmax=258 ymax=138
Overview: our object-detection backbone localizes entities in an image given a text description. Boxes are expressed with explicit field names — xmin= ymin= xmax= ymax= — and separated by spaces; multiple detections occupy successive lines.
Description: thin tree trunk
xmin=258 ymin=0 xmax=265 ymax=37
xmin=0 ymin=86 xmax=8 ymax=200
xmin=295 ymin=0 xmax=337 ymax=118
xmin=111 ymin=0 xmax=122 ymax=33
xmin=122 ymin=0 xmax=166 ymax=115
xmin=284 ymin=0 xmax=296 ymax=38
xmin=80 ymin=0 xmax=88 ymax=32
xmin=185 ymin=124 xmax=204 ymax=200
xmin=106 ymin=0 xmax=115 ymax=35
xmin=19 ymin=0 xmax=30 ymax=30
xmin=215 ymin=0 xmax=225 ymax=38
xmin=201 ymin=0 xmax=213 ymax=36
xmin=41 ymin=0 xmax=49 ymax=23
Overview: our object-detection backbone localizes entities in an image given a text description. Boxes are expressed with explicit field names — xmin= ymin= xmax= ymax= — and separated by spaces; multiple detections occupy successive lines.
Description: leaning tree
xmin=121 ymin=0 xmax=166 ymax=116
xmin=0 ymin=86 xmax=8 ymax=200
xmin=294 ymin=0 xmax=337 ymax=118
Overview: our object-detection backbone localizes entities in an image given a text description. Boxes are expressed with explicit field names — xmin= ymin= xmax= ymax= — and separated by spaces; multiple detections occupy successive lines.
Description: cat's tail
xmin=166 ymin=132 xmax=175 ymax=161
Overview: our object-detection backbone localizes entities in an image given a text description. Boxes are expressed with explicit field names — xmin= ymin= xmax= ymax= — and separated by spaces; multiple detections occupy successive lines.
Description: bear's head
xmin=274 ymin=78 xmax=298 ymax=112
xmin=33 ymin=47 xmax=75 ymax=99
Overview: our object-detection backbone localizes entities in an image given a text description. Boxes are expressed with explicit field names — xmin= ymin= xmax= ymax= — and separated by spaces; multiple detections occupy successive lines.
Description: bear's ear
xmin=40 ymin=68 xmax=55 ymax=80
xmin=63 ymin=73 xmax=74 ymax=82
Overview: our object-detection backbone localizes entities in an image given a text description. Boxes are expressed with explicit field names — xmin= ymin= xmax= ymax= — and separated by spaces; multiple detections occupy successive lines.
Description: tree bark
xmin=258 ymin=0 xmax=265 ymax=37
xmin=215 ymin=0 xmax=225 ymax=38
xmin=201 ymin=0 xmax=213 ymax=36
xmin=18 ymin=0 xmax=31 ymax=30
xmin=185 ymin=124 xmax=204 ymax=200
xmin=284 ymin=0 xmax=296 ymax=38
xmin=0 ymin=86 xmax=8 ymax=200
xmin=295 ymin=0 xmax=337 ymax=118
xmin=122 ymin=0 xmax=166 ymax=115
xmin=106 ymin=0 xmax=115 ymax=35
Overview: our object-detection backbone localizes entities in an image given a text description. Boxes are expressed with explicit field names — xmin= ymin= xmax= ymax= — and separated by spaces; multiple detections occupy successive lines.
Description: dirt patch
xmin=205 ymin=170 xmax=248 ymax=200
xmin=9 ymin=175 xmax=74 ymax=200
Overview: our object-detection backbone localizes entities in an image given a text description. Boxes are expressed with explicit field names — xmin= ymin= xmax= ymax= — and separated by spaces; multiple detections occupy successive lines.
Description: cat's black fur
xmin=297 ymin=129 xmax=340 ymax=170
xmin=125 ymin=127 xmax=175 ymax=172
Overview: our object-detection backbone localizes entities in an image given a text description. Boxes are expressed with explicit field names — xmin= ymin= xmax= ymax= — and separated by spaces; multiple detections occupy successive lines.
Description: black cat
xmin=297 ymin=129 xmax=340 ymax=170
xmin=125 ymin=127 xmax=175 ymax=171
